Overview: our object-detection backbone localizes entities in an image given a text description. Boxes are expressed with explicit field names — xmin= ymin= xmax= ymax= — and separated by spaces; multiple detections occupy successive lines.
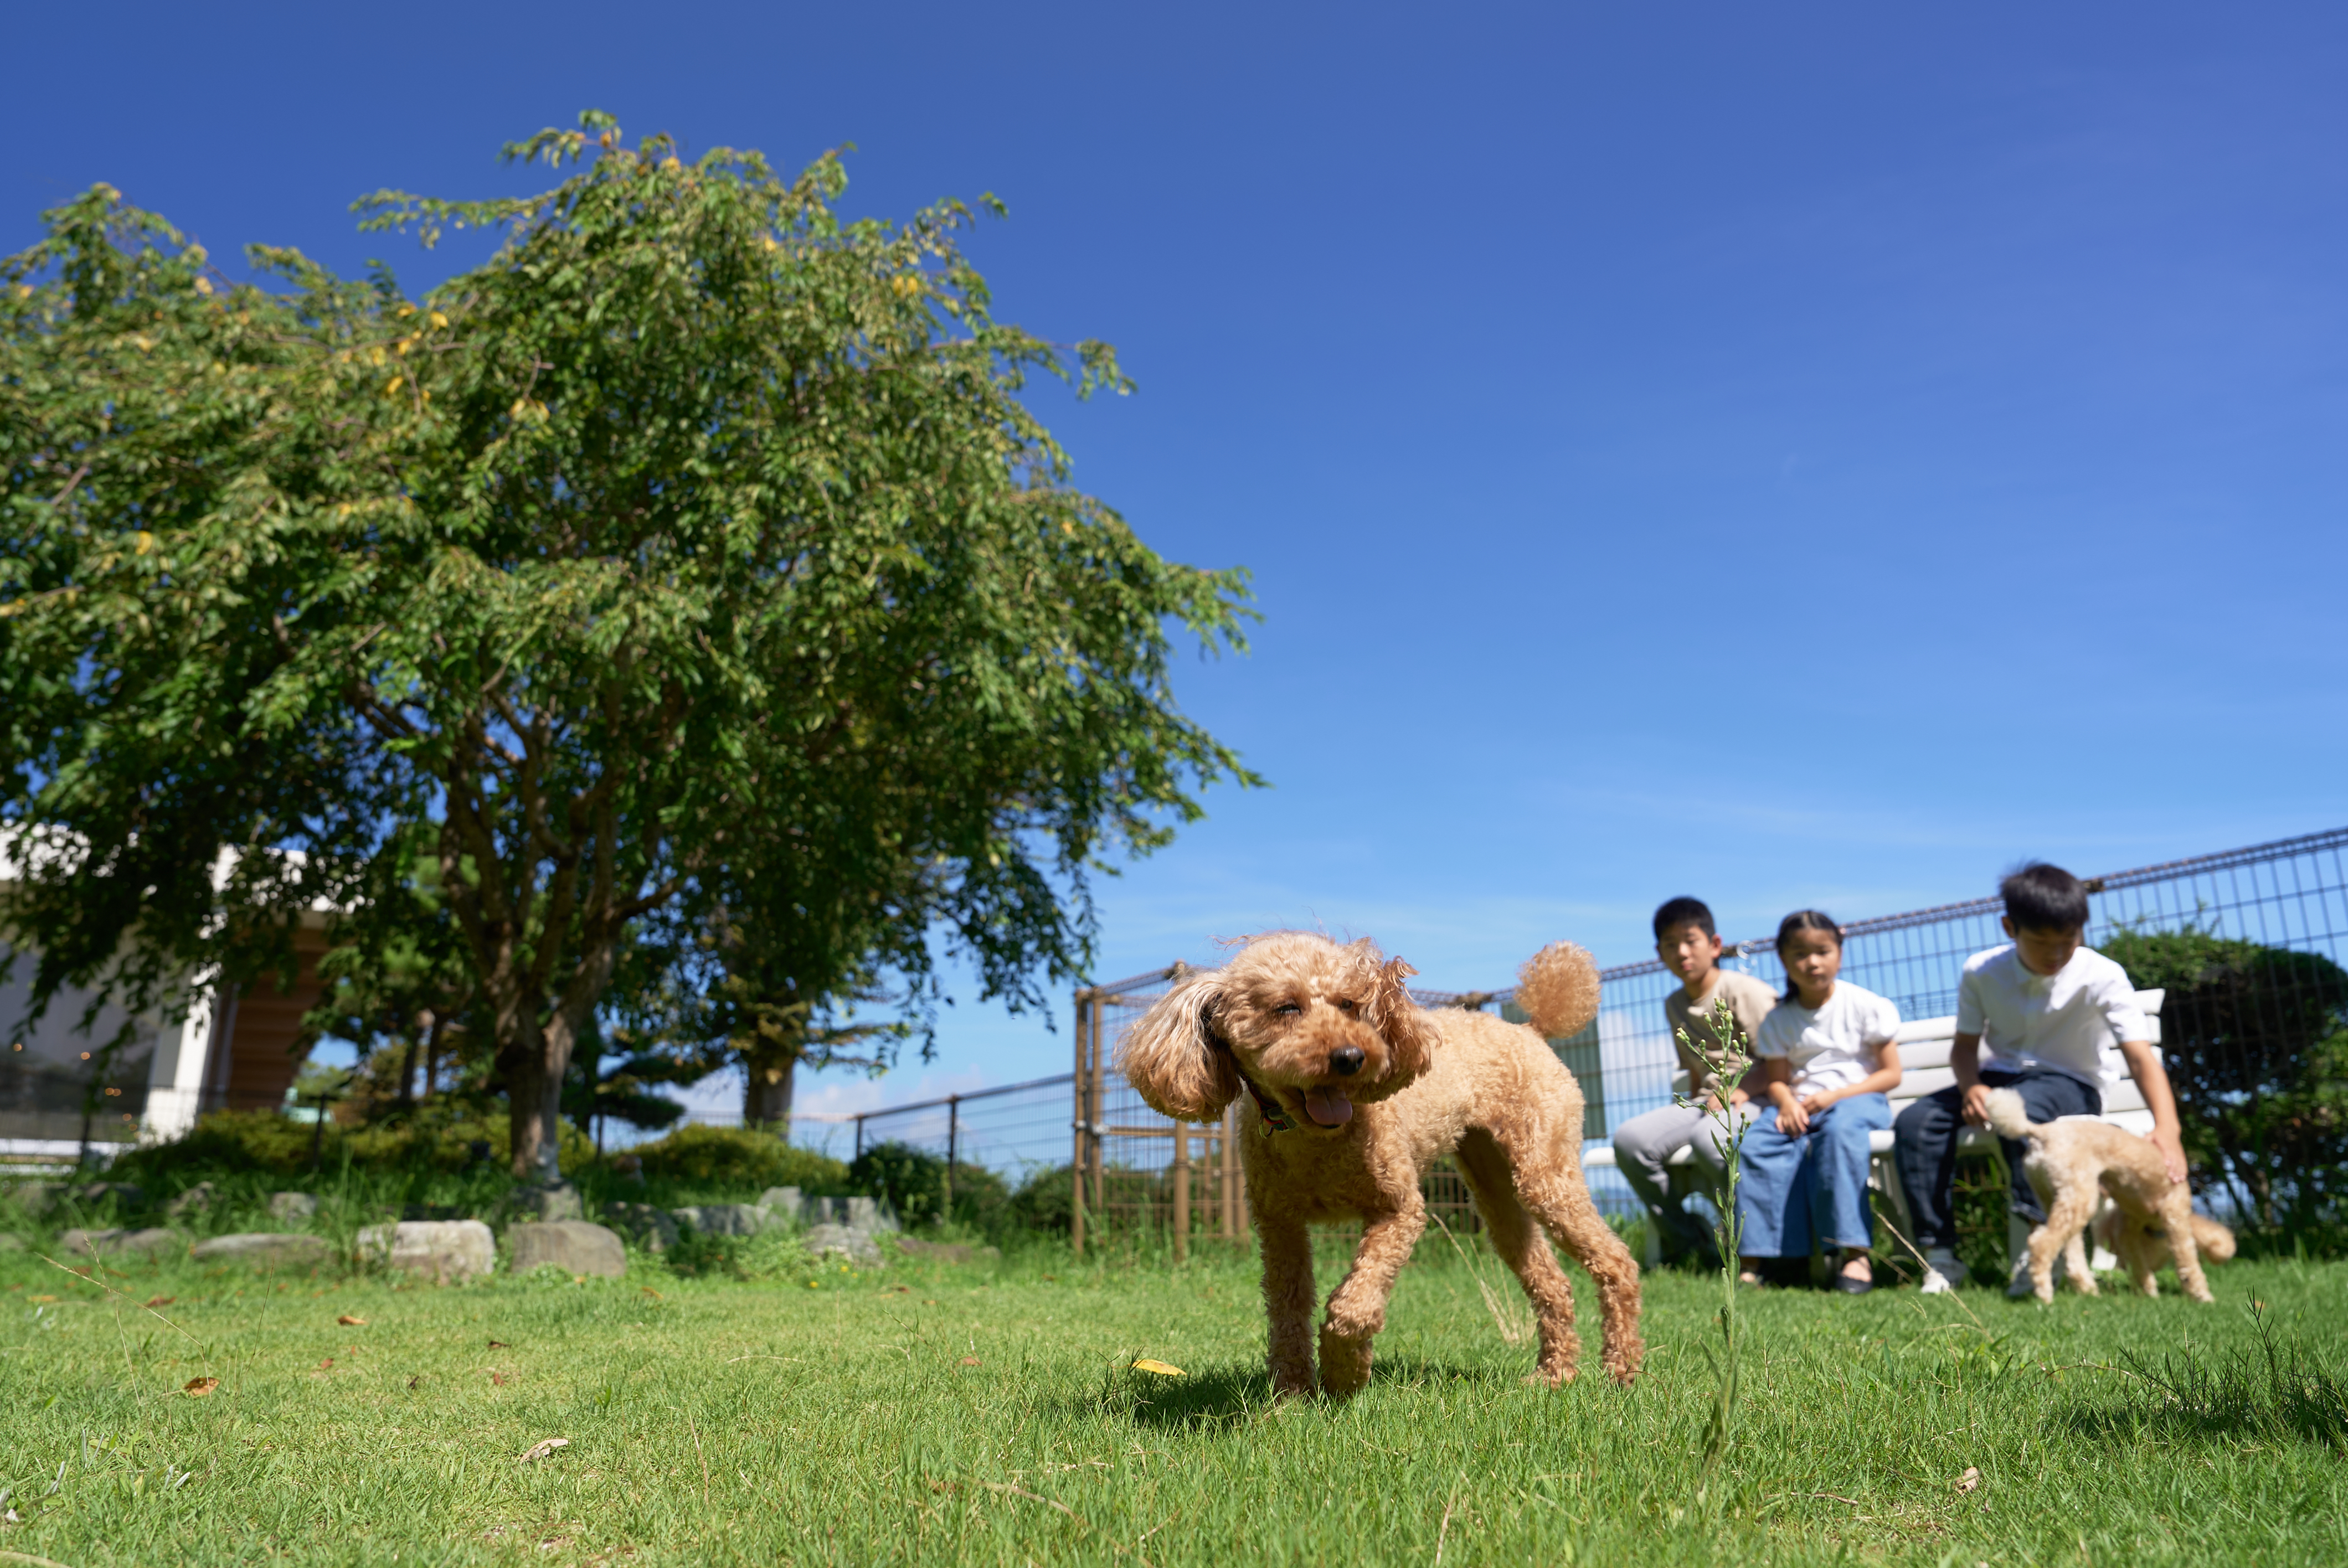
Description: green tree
xmin=0 ymin=113 xmax=1255 ymax=1185
xmin=2102 ymin=925 xmax=2348 ymax=1249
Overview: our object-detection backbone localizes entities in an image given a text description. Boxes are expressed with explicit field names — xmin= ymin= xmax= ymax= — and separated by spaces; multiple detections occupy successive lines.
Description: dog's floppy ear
xmin=1116 ymin=966 xmax=1240 ymax=1123
xmin=1367 ymin=952 xmax=1438 ymax=1084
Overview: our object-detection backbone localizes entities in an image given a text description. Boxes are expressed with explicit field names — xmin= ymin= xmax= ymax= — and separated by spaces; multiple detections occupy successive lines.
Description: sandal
xmin=1832 ymin=1273 xmax=1873 ymax=1295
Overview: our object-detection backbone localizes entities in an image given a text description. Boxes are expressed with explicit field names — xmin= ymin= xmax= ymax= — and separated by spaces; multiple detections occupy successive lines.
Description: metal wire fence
xmin=1069 ymin=827 xmax=2348 ymax=1253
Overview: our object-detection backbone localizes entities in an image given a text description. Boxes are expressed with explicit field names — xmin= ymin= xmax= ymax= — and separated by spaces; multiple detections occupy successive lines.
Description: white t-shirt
xmin=1957 ymin=943 xmax=2148 ymax=1090
xmin=1753 ymin=981 xmax=1900 ymax=1096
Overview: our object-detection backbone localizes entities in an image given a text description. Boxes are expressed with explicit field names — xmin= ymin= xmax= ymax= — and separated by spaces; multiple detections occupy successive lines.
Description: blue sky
xmin=11 ymin=3 xmax=2345 ymax=1120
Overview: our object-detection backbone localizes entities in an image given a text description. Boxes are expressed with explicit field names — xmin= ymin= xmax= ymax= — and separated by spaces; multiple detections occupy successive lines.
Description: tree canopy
xmin=1 ymin=112 xmax=1255 ymax=1180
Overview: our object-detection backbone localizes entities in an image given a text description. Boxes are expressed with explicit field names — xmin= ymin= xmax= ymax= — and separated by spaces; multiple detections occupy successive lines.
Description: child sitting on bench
xmin=1892 ymin=862 xmax=2185 ymax=1296
xmin=1736 ymin=910 xmax=1904 ymax=1293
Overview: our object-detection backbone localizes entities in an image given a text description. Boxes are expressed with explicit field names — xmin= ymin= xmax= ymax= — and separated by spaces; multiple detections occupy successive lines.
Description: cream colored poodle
xmin=1984 ymin=1089 xmax=2223 ymax=1303
xmin=2092 ymin=1201 xmax=2236 ymax=1289
xmin=1118 ymin=931 xmax=1640 ymax=1397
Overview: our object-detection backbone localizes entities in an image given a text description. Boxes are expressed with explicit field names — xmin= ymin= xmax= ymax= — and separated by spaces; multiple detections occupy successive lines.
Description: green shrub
xmin=663 ymin=1224 xmax=818 ymax=1281
xmin=1003 ymin=1163 xmax=1074 ymax=1235
xmin=112 ymin=1107 xmax=591 ymax=1185
xmin=848 ymin=1141 xmax=946 ymax=1227
xmin=629 ymin=1124 xmax=848 ymax=1194
xmin=2103 ymin=925 xmax=2348 ymax=1252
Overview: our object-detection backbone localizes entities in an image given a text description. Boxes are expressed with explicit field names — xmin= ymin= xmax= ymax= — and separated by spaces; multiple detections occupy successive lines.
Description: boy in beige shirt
xmin=1610 ymin=897 xmax=1777 ymax=1269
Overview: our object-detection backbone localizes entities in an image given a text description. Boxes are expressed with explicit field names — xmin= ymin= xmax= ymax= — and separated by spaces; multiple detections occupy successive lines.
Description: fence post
xmin=855 ymin=1112 xmax=866 ymax=1161
xmin=945 ymin=1095 xmax=959 ymax=1216
xmin=1072 ymin=988 xmax=1090 ymax=1258
xmin=1171 ymin=1121 xmax=1189 ymax=1263
xmin=1088 ymin=986 xmax=1105 ymax=1228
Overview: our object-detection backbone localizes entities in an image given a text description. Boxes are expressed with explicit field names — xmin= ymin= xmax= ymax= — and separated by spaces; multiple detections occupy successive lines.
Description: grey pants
xmin=1611 ymin=1101 xmax=1756 ymax=1263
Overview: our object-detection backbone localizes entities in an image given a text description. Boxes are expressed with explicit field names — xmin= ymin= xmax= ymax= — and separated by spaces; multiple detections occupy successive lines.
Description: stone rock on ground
xmin=757 ymin=1187 xmax=801 ymax=1221
xmin=357 ymin=1219 xmax=496 ymax=1282
xmin=59 ymin=1226 xmax=182 ymax=1257
xmin=604 ymin=1202 xmax=679 ymax=1252
xmin=795 ymin=1195 xmax=897 ymax=1233
xmin=166 ymin=1182 xmax=216 ymax=1218
xmin=508 ymin=1184 xmax=585 ymax=1222
xmin=190 ymin=1232 xmax=331 ymax=1267
xmin=269 ymin=1192 xmax=319 ymax=1223
xmin=672 ymin=1203 xmax=768 ymax=1236
xmin=897 ymin=1236 xmax=1001 ymax=1265
xmin=74 ymin=1182 xmax=147 ymax=1209
xmin=805 ymin=1223 xmax=882 ymax=1264
xmin=508 ymin=1220 xmax=627 ymax=1278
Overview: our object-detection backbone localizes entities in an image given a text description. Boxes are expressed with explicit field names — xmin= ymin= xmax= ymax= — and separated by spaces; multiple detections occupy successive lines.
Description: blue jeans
xmin=1734 ymin=1094 xmax=1892 ymax=1257
xmin=1892 ymin=1068 xmax=2102 ymax=1248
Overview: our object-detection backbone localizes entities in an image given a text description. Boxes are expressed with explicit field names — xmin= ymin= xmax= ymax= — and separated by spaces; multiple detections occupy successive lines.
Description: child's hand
xmin=1775 ymin=1098 xmax=1811 ymax=1137
xmin=2149 ymin=1126 xmax=2187 ymax=1185
xmin=1799 ymin=1089 xmax=1836 ymax=1116
xmin=1960 ymin=1083 xmax=1992 ymax=1127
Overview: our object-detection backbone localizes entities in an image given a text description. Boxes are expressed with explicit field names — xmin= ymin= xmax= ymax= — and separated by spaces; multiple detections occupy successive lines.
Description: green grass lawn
xmin=3 ymin=1233 xmax=2342 ymax=1566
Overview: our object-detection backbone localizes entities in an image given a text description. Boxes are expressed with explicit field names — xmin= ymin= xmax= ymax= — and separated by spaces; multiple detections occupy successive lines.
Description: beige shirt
xmin=1662 ymin=968 xmax=1778 ymax=1095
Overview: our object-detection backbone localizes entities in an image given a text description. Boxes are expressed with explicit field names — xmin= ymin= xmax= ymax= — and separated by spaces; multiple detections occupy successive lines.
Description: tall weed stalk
xmin=1675 ymin=996 xmax=1756 ymax=1504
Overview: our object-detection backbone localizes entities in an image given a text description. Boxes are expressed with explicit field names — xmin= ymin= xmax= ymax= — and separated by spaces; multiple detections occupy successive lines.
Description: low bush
xmin=662 ymin=1224 xmax=817 ymax=1281
xmin=628 ymin=1123 xmax=848 ymax=1194
xmin=110 ymin=1107 xmax=593 ymax=1188
xmin=847 ymin=1141 xmax=948 ymax=1226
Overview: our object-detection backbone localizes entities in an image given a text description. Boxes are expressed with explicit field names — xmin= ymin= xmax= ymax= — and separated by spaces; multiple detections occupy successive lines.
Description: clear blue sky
xmin=11 ymin=3 xmax=2345 ymax=1119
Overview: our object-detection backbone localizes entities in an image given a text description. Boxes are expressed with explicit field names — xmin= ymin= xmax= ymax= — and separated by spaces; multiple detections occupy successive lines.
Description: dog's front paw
xmin=1317 ymin=1332 xmax=1374 ymax=1398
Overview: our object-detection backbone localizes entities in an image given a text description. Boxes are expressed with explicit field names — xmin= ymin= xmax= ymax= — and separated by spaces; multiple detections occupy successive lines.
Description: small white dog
xmin=1983 ymin=1089 xmax=2222 ymax=1303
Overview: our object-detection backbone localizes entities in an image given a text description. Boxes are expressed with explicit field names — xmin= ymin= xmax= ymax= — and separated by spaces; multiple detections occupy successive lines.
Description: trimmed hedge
xmin=627 ymin=1124 xmax=849 ymax=1193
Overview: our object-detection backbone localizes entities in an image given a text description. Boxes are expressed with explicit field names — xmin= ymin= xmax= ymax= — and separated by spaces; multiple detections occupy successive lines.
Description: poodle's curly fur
xmin=2091 ymin=1203 xmax=2237 ymax=1284
xmin=1983 ymin=1089 xmax=2226 ymax=1304
xmin=1119 ymin=931 xmax=1640 ymax=1398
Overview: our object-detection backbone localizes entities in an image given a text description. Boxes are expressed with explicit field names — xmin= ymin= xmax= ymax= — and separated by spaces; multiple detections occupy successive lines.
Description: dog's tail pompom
xmin=2190 ymin=1213 xmax=2238 ymax=1262
xmin=1980 ymin=1087 xmax=2036 ymax=1142
xmin=1516 ymin=941 xmax=1601 ymax=1040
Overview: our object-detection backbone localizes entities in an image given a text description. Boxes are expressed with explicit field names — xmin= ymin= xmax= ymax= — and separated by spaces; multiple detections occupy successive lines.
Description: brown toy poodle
xmin=1984 ymin=1088 xmax=2225 ymax=1303
xmin=1118 ymin=931 xmax=1641 ymax=1397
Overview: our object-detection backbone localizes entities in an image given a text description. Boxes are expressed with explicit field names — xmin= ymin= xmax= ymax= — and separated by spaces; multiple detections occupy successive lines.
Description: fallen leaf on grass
xmin=145 ymin=1296 xmax=175 ymax=1309
xmin=488 ymin=1339 xmax=512 ymax=1349
xmin=29 ymin=1296 xmax=56 ymax=1304
xmin=572 ymin=1275 xmax=586 ymax=1285
xmin=407 ymin=1375 xmax=424 ymax=1390
xmin=317 ymin=1358 xmax=334 ymax=1371
xmin=338 ymin=1314 xmax=367 ymax=1326
xmin=183 ymin=1376 xmax=220 ymax=1397
xmin=487 ymin=1370 xmax=509 ymax=1385
xmin=519 ymin=1437 xmax=570 ymax=1463
xmin=638 ymin=1287 xmax=661 ymax=1300
xmin=1132 ymin=1359 xmax=1185 ymax=1377
xmin=1956 ymin=1467 xmax=1981 ymax=1494
xmin=960 ymin=1356 xmax=982 ymax=1366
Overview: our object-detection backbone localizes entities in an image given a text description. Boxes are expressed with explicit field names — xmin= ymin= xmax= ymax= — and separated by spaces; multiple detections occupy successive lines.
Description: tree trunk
xmin=744 ymin=1046 xmax=797 ymax=1131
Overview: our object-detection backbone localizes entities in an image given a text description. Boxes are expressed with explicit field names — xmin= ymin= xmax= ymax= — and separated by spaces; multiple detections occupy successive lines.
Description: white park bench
xmin=1582 ymin=989 xmax=2166 ymax=1272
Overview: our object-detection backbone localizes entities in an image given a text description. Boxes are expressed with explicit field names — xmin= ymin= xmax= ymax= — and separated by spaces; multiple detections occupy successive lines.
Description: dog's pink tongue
xmin=1304 ymin=1087 xmax=1354 ymax=1127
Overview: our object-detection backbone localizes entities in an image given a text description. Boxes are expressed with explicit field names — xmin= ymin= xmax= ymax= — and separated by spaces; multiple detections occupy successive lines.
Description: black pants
xmin=1892 ymin=1068 xmax=2101 ymax=1250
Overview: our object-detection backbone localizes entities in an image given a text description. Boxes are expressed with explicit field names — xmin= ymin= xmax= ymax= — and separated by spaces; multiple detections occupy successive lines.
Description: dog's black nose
xmin=1329 ymin=1046 xmax=1365 ymax=1076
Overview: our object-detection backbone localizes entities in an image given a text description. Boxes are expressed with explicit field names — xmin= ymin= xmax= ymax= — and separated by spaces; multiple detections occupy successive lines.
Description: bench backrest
xmin=1668 ymin=989 xmax=2166 ymax=1117
xmin=1886 ymin=988 xmax=2164 ymax=1117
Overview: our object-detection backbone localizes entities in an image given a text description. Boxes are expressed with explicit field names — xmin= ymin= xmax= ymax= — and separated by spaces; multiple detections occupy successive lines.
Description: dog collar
xmin=1240 ymin=1070 xmax=1297 ymax=1135
xmin=1209 ymin=1028 xmax=1296 ymax=1134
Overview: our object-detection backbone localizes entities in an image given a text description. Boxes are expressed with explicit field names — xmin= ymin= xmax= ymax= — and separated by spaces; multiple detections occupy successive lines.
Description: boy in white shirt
xmin=1892 ymin=862 xmax=2186 ymax=1296
xmin=1610 ymin=898 xmax=1777 ymax=1270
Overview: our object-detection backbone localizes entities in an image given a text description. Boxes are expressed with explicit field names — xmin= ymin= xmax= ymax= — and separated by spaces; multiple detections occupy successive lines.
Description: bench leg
xmin=1869 ymin=1150 xmax=1920 ymax=1267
